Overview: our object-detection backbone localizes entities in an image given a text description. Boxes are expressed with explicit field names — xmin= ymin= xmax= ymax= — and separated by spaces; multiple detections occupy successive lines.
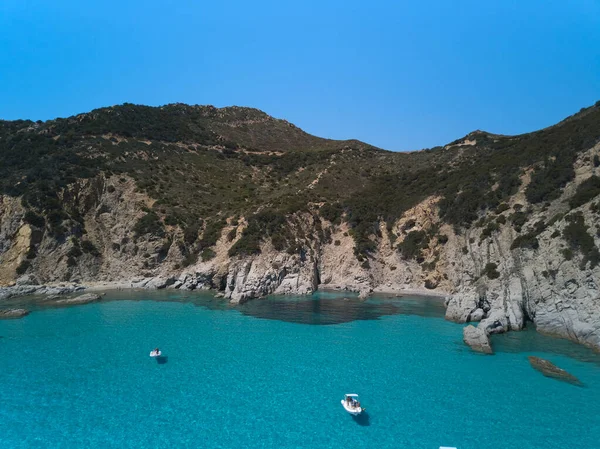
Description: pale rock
xmin=445 ymin=291 xmax=478 ymax=323
xmin=463 ymin=325 xmax=493 ymax=354
xmin=468 ymin=308 xmax=485 ymax=322
xmin=15 ymin=274 xmax=40 ymax=286
xmin=479 ymin=309 xmax=509 ymax=335
xmin=54 ymin=293 xmax=101 ymax=305
xmin=0 ymin=308 xmax=29 ymax=319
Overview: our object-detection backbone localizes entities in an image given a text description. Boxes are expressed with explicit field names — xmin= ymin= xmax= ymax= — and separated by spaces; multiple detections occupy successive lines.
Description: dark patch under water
xmin=237 ymin=294 xmax=447 ymax=325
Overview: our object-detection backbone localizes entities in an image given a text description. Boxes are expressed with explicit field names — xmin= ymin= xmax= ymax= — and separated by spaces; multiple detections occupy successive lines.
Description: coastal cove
xmin=1 ymin=291 xmax=600 ymax=449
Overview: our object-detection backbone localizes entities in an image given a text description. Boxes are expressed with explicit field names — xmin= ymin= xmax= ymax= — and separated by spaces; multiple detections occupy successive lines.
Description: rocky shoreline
xmin=0 ymin=276 xmax=452 ymax=303
xmin=1 ymin=274 xmax=598 ymax=360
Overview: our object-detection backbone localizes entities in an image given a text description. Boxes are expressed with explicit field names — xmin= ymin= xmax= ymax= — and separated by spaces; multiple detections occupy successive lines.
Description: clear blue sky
xmin=1 ymin=0 xmax=599 ymax=151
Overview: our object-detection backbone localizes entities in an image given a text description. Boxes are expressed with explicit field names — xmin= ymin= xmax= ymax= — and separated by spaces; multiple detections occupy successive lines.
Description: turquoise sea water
xmin=1 ymin=291 xmax=600 ymax=449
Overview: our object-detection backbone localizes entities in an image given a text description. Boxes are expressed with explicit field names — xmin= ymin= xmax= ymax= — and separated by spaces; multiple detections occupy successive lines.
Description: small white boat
xmin=341 ymin=394 xmax=364 ymax=415
xmin=149 ymin=349 xmax=162 ymax=357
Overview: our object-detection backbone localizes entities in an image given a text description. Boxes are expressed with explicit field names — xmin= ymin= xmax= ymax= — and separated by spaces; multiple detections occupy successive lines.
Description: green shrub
xmin=199 ymin=219 xmax=226 ymax=248
xmin=226 ymin=228 xmax=237 ymax=242
xmin=201 ymin=248 xmax=216 ymax=261
xmin=569 ymin=175 xmax=600 ymax=208
xmin=184 ymin=225 xmax=200 ymax=245
xmin=164 ymin=215 xmax=178 ymax=226
xmin=533 ymin=220 xmax=547 ymax=234
xmin=562 ymin=248 xmax=574 ymax=261
xmin=562 ymin=212 xmax=600 ymax=268
xmin=481 ymin=222 xmax=499 ymax=239
xmin=495 ymin=203 xmax=510 ymax=214
xmin=509 ymin=211 xmax=528 ymax=231
xmin=16 ymin=260 xmax=30 ymax=275
xmin=133 ymin=211 xmax=165 ymax=238
xmin=181 ymin=252 xmax=198 ymax=267
xmin=526 ymin=153 xmax=576 ymax=204
xmin=482 ymin=262 xmax=500 ymax=279
xmin=320 ymin=203 xmax=344 ymax=224
xmin=228 ymin=210 xmax=286 ymax=257
xmin=26 ymin=246 xmax=37 ymax=259
xmin=23 ymin=210 xmax=45 ymax=228
xmin=511 ymin=233 xmax=539 ymax=250
xmin=271 ymin=234 xmax=287 ymax=251
xmin=548 ymin=213 xmax=564 ymax=227
xmin=402 ymin=219 xmax=416 ymax=232
xmin=81 ymin=240 xmax=100 ymax=256
xmin=398 ymin=230 xmax=429 ymax=260
xmin=68 ymin=245 xmax=83 ymax=258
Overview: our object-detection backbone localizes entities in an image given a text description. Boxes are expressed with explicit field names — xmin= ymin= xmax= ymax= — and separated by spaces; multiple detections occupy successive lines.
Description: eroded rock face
xmin=469 ymin=308 xmax=485 ymax=322
xmin=528 ymin=356 xmax=583 ymax=386
xmin=463 ymin=325 xmax=493 ymax=354
xmin=15 ymin=274 xmax=40 ymax=286
xmin=0 ymin=308 xmax=29 ymax=319
xmin=223 ymin=251 xmax=318 ymax=304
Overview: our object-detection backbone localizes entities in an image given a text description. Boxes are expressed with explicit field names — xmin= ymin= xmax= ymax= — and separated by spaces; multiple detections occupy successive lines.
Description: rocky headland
xmin=1 ymin=102 xmax=600 ymax=351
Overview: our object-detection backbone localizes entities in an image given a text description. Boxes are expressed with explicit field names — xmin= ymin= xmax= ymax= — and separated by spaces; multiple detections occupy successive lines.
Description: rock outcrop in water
xmin=462 ymin=325 xmax=493 ymax=354
xmin=1 ymin=102 xmax=600 ymax=352
xmin=53 ymin=293 xmax=102 ymax=305
xmin=0 ymin=308 xmax=29 ymax=319
xmin=528 ymin=356 xmax=583 ymax=386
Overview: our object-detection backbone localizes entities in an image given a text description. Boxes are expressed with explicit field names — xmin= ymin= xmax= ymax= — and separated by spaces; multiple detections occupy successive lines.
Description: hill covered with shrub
xmin=2 ymin=101 xmax=600 ymax=263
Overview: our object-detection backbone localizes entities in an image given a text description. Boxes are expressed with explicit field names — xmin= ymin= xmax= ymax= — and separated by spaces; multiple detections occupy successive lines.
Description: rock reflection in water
xmin=238 ymin=295 xmax=446 ymax=325
xmin=14 ymin=289 xmax=447 ymax=325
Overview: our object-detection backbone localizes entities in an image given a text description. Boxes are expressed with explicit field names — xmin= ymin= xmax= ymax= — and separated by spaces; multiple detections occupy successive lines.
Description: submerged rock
xmin=528 ymin=356 xmax=583 ymax=386
xmin=54 ymin=293 xmax=102 ymax=305
xmin=358 ymin=287 xmax=372 ymax=300
xmin=0 ymin=308 xmax=29 ymax=319
xmin=463 ymin=325 xmax=493 ymax=354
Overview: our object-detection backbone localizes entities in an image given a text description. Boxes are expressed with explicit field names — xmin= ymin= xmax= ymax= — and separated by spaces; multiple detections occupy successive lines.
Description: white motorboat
xmin=149 ymin=349 xmax=162 ymax=357
xmin=341 ymin=394 xmax=364 ymax=415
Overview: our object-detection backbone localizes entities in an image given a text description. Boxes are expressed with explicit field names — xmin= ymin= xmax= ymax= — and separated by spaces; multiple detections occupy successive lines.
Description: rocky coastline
xmin=2 ymin=145 xmax=600 ymax=354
